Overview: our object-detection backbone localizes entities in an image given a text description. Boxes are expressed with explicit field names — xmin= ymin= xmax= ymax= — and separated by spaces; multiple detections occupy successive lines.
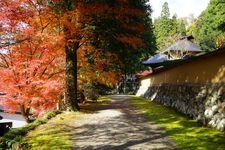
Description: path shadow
xmin=72 ymin=95 xmax=177 ymax=150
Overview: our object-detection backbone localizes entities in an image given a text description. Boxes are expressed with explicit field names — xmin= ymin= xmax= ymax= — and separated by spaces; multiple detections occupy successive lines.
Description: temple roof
xmin=162 ymin=36 xmax=202 ymax=53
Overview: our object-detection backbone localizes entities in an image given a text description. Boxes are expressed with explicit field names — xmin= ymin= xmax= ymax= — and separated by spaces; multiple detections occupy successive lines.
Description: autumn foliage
xmin=0 ymin=0 xmax=152 ymax=121
xmin=0 ymin=0 xmax=65 ymax=121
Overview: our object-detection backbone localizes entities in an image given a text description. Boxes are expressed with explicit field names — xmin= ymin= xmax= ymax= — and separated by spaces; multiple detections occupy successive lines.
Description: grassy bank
xmin=22 ymin=112 xmax=80 ymax=150
xmin=0 ymin=110 xmax=62 ymax=150
xmin=21 ymin=96 xmax=111 ymax=149
xmin=130 ymin=96 xmax=225 ymax=150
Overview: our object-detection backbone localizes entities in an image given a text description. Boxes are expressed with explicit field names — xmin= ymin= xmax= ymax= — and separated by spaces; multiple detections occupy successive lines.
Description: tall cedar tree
xmin=91 ymin=0 xmax=155 ymax=77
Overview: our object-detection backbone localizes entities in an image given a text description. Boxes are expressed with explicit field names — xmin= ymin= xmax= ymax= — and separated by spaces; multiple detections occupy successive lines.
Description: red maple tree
xmin=0 ymin=0 xmax=152 ymax=122
xmin=0 ymin=0 xmax=65 ymax=122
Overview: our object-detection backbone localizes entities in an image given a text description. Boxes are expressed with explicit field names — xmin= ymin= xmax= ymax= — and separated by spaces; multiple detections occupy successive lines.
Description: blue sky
xmin=149 ymin=0 xmax=210 ymax=19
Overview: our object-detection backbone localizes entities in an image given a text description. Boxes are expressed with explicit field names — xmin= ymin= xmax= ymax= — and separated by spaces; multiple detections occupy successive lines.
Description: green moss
xmin=0 ymin=110 xmax=62 ymax=149
xmin=130 ymin=96 xmax=225 ymax=150
xmin=21 ymin=97 xmax=110 ymax=149
xmin=22 ymin=112 xmax=80 ymax=150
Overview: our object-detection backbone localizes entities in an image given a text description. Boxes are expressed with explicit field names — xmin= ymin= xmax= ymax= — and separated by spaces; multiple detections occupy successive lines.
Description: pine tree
xmin=161 ymin=2 xmax=170 ymax=19
xmin=154 ymin=2 xmax=171 ymax=51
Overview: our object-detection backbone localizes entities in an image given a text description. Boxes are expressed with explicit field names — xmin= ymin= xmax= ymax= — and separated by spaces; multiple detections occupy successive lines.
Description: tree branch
xmin=48 ymin=70 xmax=65 ymax=79
xmin=0 ymin=38 xmax=30 ymax=49
xmin=40 ymin=57 xmax=56 ymax=77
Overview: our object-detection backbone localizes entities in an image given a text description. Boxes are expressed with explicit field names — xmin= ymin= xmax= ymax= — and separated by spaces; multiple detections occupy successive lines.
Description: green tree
xmin=154 ymin=2 xmax=186 ymax=51
xmin=155 ymin=2 xmax=172 ymax=50
xmin=189 ymin=0 xmax=225 ymax=51
xmin=177 ymin=19 xmax=186 ymax=36
xmin=161 ymin=2 xmax=170 ymax=19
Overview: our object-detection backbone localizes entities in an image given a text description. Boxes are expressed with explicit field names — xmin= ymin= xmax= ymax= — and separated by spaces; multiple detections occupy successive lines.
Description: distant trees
xmin=187 ymin=0 xmax=225 ymax=51
xmin=153 ymin=2 xmax=187 ymax=51
xmin=153 ymin=0 xmax=225 ymax=52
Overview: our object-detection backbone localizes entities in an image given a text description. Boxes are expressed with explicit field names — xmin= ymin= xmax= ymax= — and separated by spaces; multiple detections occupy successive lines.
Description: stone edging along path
xmin=72 ymin=95 xmax=178 ymax=150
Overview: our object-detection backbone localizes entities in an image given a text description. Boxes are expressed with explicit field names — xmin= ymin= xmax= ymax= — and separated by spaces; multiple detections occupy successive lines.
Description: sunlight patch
xmin=98 ymin=110 xmax=123 ymax=117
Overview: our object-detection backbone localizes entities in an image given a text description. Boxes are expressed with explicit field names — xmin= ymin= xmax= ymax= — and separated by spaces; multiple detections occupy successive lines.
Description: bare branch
xmin=0 ymin=53 xmax=9 ymax=68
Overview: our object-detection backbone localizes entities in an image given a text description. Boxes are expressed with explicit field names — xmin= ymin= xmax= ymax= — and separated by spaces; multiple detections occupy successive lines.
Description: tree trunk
xmin=65 ymin=43 xmax=80 ymax=111
xmin=63 ymin=2 xmax=81 ymax=111
xmin=20 ymin=104 xmax=31 ymax=123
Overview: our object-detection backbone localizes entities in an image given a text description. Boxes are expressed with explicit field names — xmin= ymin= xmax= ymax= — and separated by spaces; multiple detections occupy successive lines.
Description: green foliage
xmin=161 ymin=2 xmax=170 ymax=19
xmin=177 ymin=19 xmax=186 ymax=36
xmin=92 ymin=83 xmax=114 ymax=95
xmin=131 ymin=96 xmax=225 ymax=150
xmin=0 ymin=110 xmax=61 ymax=149
xmin=81 ymin=83 xmax=99 ymax=101
xmin=153 ymin=2 xmax=187 ymax=51
xmin=188 ymin=0 xmax=225 ymax=51
xmin=44 ymin=110 xmax=62 ymax=120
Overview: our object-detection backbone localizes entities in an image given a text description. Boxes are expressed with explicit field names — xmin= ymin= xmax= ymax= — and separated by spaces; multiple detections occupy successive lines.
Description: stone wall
xmin=143 ymin=83 xmax=225 ymax=131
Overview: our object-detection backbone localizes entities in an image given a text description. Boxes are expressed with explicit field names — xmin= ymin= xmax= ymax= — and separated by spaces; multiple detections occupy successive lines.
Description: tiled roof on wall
xmin=143 ymin=48 xmax=225 ymax=76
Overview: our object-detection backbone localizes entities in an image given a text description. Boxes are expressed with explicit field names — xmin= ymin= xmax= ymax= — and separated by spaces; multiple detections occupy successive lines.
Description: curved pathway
xmin=72 ymin=95 xmax=178 ymax=150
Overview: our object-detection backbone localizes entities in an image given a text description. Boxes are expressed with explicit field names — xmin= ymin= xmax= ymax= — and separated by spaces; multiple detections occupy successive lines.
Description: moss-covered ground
xmin=22 ymin=96 xmax=111 ymax=150
xmin=130 ymin=96 xmax=225 ymax=150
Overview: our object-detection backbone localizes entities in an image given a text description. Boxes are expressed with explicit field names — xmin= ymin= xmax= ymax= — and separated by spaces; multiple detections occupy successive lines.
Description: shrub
xmin=86 ymin=88 xmax=99 ymax=101
xmin=81 ymin=84 xmax=99 ymax=101
xmin=93 ymin=84 xmax=114 ymax=95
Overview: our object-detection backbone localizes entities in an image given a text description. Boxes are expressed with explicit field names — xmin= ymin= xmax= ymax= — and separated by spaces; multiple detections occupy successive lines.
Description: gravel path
xmin=72 ymin=95 xmax=178 ymax=150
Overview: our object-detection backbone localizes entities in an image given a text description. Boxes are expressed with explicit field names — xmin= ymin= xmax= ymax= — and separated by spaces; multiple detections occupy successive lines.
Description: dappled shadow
xmin=24 ymin=124 xmax=73 ymax=149
xmin=72 ymin=95 xmax=177 ymax=150
xmin=23 ymin=114 xmax=79 ymax=149
xmin=76 ymin=136 xmax=171 ymax=150
xmin=79 ymin=95 xmax=131 ymax=112
xmin=131 ymin=97 xmax=225 ymax=150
